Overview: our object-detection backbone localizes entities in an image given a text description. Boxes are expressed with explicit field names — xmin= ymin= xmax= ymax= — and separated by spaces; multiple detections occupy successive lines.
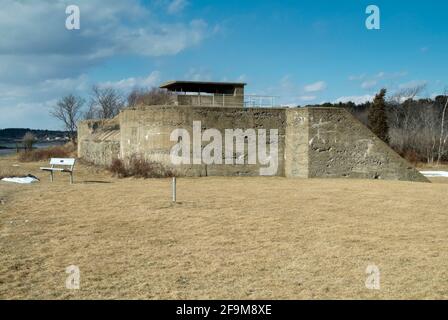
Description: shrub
xmin=108 ymin=155 xmax=174 ymax=178
xmin=22 ymin=132 xmax=36 ymax=151
xmin=18 ymin=143 xmax=75 ymax=162
xmin=127 ymin=87 xmax=175 ymax=107
xmin=368 ymin=88 xmax=389 ymax=144
xmin=402 ymin=150 xmax=421 ymax=165
xmin=109 ymin=158 xmax=127 ymax=178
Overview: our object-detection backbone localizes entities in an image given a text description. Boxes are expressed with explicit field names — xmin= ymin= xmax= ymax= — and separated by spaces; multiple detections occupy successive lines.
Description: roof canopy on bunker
xmin=159 ymin=80 xmax=246 ymax=95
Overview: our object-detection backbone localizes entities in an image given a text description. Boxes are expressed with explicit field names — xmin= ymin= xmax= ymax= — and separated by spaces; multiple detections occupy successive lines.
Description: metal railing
xmin=173 ymin=93 xmax=279 ymax=108
xmin=244 ymin=95 xmax=278 ymax=108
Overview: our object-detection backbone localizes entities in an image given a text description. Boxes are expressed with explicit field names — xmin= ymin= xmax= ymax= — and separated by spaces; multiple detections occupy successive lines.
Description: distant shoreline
xmin=0 ymin=141 xmax=67 ymax=156
xmin=0 ymin=146 xmax=28 ymax=150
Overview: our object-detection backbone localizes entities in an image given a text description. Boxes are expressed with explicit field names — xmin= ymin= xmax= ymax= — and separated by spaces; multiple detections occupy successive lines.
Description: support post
xmin=172 ymin=177 xmax=176 ymax=203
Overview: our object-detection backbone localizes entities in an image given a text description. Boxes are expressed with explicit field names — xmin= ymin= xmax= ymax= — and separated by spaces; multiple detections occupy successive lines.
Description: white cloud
xmin=348 ymin=74 xmax=365 ymax=81
xmin=0 ymin=0 xmax=207 ymax=59
xmin=167 ymin=0 xmax=188 ymax=14
xmin=41 ymin=75 xmax=90 ymax=93
xmin=334 ymin=95 xmax=374 ymax=104
xmin=398 ymin=80 xmax=428 ymax=89
xmin=0 ymin=99 xmax=59 ymax=129
xmin=221 ymin=74 xmax=247 ymax=83
xmin=350 ymin=71 xmax=409 ymax=90
xmin=0 ymin=71 xmax=164 ymax=128
xmin=184 ymin=67 xmax=212 ymax=81
xmin=304 ymin=81 xmax=327 ymax=92
xmin=117 ymin=19 xmax=208 ymax=57
xmin=372 ymin=71 xmax=407 ymax=80
xmin=0 ymin=0 xmax=211 ymax=86
xmin=98 ymin=72 xmax=161 ymax=92
xmin=0 ymin=74 xmax=89 ymax=102
xmin=361 ymin=80 xmax=377 ymax=89
xmin=299 ymin=95 xmax=316 ymax=101
xmin=0 ymin=0 xmax=214 ymax=128
xmin=0 ymin=74 xmax=91 ymax=129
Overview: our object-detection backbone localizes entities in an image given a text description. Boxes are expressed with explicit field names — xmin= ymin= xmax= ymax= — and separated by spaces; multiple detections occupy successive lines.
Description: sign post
xmin=172 ymin=177 xmax=176 ymax=203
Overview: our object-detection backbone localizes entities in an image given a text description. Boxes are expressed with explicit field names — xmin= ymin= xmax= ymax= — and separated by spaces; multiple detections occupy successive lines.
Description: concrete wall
xmin=119 ymin=105 xmax=285 ymax=176
xmin=77 ymin=118 xmax=120 ymax=166
xmin=285 ymin=108 xmax=309 ymax=178
xmin=304 ymin=108 xmax=428 ymax=182
xmin=77 ymin=105 xmax=429 ymax=182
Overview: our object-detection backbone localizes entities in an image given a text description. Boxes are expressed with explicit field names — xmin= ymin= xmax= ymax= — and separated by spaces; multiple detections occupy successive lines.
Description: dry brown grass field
xmin=1 ymin=155 xmax=447 ymax=299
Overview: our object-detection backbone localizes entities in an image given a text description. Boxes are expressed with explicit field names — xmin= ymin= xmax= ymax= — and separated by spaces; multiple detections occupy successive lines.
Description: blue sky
xmin=0 ymin=0 xmax=447 ymax=129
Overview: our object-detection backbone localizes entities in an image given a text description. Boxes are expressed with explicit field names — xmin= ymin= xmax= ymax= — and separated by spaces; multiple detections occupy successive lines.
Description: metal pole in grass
xmin=172 ymin=176 xmax=176 ymax=203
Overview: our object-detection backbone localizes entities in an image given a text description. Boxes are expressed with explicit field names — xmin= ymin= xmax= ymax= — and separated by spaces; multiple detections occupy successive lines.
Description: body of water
xmin=0 ymin=141 xmax=67 ymax=156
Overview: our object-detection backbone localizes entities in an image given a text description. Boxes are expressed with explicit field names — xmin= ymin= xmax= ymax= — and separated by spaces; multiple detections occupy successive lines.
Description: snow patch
xmin=420 ymin=171 xmax=448 ymax=178
xmin=1 ymin=175 xmax=40 ymax=184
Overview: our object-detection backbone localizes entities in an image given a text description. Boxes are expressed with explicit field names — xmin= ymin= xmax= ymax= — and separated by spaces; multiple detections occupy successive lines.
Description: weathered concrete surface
xmin=286 ymin=108 xmax=429 ymax=182
xmin=77 ymin=105 xmax=429 ymax=182
xmin=77 ymin=118 xmax=120 ymax=166
xmin=119 ymin=105 xmax=285 ymax=176
xmin=285 ymin=108 xmax=309 ymax=178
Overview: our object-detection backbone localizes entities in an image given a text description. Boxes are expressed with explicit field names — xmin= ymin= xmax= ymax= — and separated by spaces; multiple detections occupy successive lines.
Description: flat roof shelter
xmin=160 ymin=80 xmax=246 ymax=95
xmin=160 ymin=80 xmax=246 ymax=107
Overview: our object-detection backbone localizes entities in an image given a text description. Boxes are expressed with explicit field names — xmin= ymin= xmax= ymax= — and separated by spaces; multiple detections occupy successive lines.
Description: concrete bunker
xmin=78 ymin=80 xmax=429 ymax=182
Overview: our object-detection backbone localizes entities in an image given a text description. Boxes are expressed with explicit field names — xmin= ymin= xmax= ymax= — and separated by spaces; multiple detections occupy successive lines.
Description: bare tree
xmin=417 ymin=103 xmax=440 ymax=163
xmin=387 ymin=84 xmax=427 ymax=132
xmin=83 ymin=104 xmax=96 ymax=120
xmin=22 ymin=132 xmax=36 ymax=151
xmin=50 ymin=94 xmax=85 ymax=143
xmin=127 ymin=87 xmax=175 ymax=107
xmin=86 ymin=85 xmax=124 ymax=119
xmin=437 ymin=90 xmax=448 ymax=165
xmin=389 ymin=84 xmax=427 ymax=105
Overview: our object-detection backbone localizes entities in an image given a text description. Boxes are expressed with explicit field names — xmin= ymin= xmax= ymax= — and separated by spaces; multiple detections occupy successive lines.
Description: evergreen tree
xmin=368 ymin=88 xmax=389 ymax=143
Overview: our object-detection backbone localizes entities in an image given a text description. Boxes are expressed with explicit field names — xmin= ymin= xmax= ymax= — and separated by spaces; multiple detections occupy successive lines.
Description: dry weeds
xmin=17 ymin=143 xmax=76 ymax=162
xmin=0 ymin=155 xmax=447 ymax=299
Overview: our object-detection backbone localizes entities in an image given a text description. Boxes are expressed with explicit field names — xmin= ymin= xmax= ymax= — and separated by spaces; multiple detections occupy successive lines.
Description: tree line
xmin=0 ymin=128 xmax=68 ymax=141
